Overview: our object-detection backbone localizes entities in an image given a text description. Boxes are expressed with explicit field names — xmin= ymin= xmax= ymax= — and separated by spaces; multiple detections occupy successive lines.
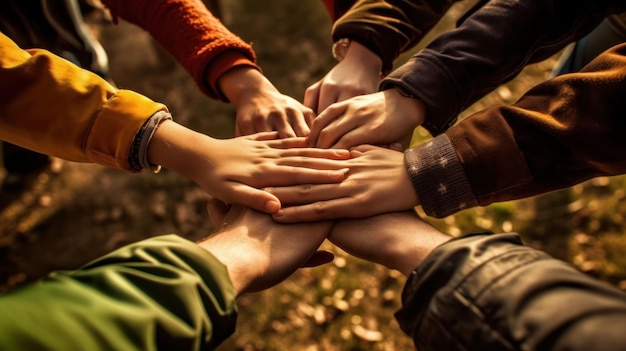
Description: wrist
xmin=199 ymin=233 xmax=260 ymax=296
xmin=386 ymin=87 xmax=426 ymax=128
xmin=147 ymin=120 xmax=216 ymax=183
xmin=335 ymin=39 xmax=383 ymax=75
xmin=218 ymin=66 xmax=269 ymax=106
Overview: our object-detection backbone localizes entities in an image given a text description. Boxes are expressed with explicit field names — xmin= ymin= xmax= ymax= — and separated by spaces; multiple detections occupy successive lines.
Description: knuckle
xmin=252 ymin=113 xmax=266 ymax=123
xmin=297 ymin=184 xmax=314 ymax=196
xmin=314 ymin=201 xmax=328 ymax=214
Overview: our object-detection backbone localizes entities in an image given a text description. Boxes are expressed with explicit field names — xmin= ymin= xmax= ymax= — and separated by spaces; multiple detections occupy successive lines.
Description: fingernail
xmin=337 ymin=149 xmax=350 ymax=157
xmin=265 ymin=201 xmax=280 ymax=213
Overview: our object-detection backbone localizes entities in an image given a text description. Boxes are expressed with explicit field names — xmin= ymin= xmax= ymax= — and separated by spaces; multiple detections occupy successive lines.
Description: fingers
xmin=247 ymin=131 xmax=281 ymax=141
xmin=240 ymin=110 xmax=314 ymax=139
xmin=266 ymin=183 xmax=344 ymax=205
xmin=316 ymin=90 xmax=337 ymax=116
xmin=272 ymin=196 xmax=363 ymax=223
xmin=271 ymin=109 xmax=313 ymax=138
xmin=260 ymin=166 xmax=349 ymax=187
xmin=308 ymin=104 xmax=346 ymax=147
xmin=222 ymin=184 xmax=282 ymax=214
xmin=303 ymin=81 xmax=321 ymax=113
xmin=277 ymin=147 xmax=350 ymax=159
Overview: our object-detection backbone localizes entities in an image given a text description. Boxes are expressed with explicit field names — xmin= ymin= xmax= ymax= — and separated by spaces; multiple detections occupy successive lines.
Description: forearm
xmin=0 ymin=235 xmax=237 ymax=351
xmin=0 ymin=33 xmax=165 ymax=171
xmin=406 ymin=43 xmax=626 ymax=218
xmin=381 ymin=0 xmax=625 ymax=135
xmin=146 ymin=119 xmax=217 ymax=183
xmin=329 ymin=211 xmax=451 ymax=276
xmin=397 ymin=232 xmax=626 ymax=351
xmin=333 ymin=0 xmax=460 ymax=73
xmin=217 ymin=66 xmax=275 ymax=107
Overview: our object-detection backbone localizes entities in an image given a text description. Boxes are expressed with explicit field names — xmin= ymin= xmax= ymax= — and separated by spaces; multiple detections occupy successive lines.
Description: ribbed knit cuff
xmin=404 ymin=134 xmax=477 ymax=218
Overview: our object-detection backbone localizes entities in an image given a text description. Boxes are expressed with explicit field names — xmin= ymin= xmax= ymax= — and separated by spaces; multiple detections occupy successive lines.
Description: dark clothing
xmin=381 ymin=0 xmax=626 ymax=135
xmin=389 ymin=0 xmax=626 ymax=218
xmin=324 ymin=0 xmax=462 ymax=74
xmin=397 ymin=232 xmax=626 ymax=351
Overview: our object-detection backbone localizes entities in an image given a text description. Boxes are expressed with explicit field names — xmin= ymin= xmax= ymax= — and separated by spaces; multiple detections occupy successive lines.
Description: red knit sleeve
xmin=101 ymin=0 xmax=260 ymax=100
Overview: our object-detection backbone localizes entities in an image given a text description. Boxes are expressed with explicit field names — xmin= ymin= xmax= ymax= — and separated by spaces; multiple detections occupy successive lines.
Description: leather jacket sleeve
xmin=397 ymin=232 xmax=626 ymax=351
xmin=381 ymin=0 xmax=626 ymax=135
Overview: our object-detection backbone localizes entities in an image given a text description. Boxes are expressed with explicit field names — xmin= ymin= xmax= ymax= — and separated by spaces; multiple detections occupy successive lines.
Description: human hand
xmin=304 ymin=41 xmax=382 ymax=114
xmin=149 ymin=121 xmax=351 ymax=214
xmin=307 ymin=89 xmax=426 ymax=149
xmin=329 ymin=211 xmax=451 ymax=276
xmin=267 ymin=145 xmax=419 ymax=222
xmin=200 ymin=199 xmax=334 ymax=295
xmin=219 ymin=67 xmax=315 ymax=138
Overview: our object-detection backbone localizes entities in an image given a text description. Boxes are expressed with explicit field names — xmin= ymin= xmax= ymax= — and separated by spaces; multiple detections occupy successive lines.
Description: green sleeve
xmin=0 ymin=235 xmax=237 ymax=351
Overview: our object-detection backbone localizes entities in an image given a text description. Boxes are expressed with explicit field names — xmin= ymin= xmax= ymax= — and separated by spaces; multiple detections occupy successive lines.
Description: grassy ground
xmin=2 ymin=1 xmax=626 ymax=350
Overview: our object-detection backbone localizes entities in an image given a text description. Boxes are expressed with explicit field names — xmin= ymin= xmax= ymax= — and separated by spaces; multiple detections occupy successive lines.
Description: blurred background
xmin=2 ymin=1 xmax=626 ymax=350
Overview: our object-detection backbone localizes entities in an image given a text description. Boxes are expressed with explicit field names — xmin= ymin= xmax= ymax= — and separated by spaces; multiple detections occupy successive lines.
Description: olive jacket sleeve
xmin=0 ymin=235 xmax=238 ymax=351
xmin=396 ymin=232 xmax=626 ymax=351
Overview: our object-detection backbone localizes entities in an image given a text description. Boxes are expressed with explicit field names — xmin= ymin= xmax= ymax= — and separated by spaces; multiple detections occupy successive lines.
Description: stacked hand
xmin=307 ymin=88 xmax=426 ymax=150
xmin=149 ymin=120 xmax=352 ymax=214
xmin=202 ymin=198 xmax=451 ymax=297
xmin=304 ymin=41 xmax=382 ymax=114
xmin=219 ymin=67 xmax=315 ymax=138
xmin=268 ymin=145 xmax=419 ymax=222
xmin=200 ymin=199 xmax=334 ymax=295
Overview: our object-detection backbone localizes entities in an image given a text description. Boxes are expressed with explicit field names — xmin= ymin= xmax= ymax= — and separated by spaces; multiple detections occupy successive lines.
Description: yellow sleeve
xmin=0 ymin=32 xmax=168 ymax=171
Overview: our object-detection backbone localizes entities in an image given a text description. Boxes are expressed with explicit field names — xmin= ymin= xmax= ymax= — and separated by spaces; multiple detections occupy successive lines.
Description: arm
xmin=305 ymin=0 xmax=459 ymax=134
xmin=380 ymin=0 xmax=626 ymax=135
xmin=310 ymin=0 xmax=626 ymax=149
xmin=330 ymin=0 xmax=461 ymax=74
xmin=0 ymin=235 xmax=239 ymax=351
xmin=398 ymin=233 xmax=626 ymax=351
xmin=0 ymin=32 xmax=163 ymax=171
xmin=0 ymin=202 xmax=333 ymax=350
xmin=407 ymin=43 xmax=626 ymax=218
xmin=0 ymin=32 xmax=352 ymax=213
xmin=101 ymin=0 xmax=314 ymax=137
xmin=270 ymin=43 xmax=626 ymax=221
xmin=329 ymin=211 xmax=626 ymax=351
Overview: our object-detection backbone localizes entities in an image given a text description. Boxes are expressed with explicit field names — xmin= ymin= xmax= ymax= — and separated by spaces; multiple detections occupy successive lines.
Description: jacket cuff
xmin=404 ymin=134 xmax=477 ymax=218
xmin=85 ymin=90 xmax=167 ymax=172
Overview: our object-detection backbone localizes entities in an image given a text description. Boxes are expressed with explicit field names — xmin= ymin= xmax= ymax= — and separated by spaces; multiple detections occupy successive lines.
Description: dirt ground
xmin=2 ymin=1 xmax=626 ymax=350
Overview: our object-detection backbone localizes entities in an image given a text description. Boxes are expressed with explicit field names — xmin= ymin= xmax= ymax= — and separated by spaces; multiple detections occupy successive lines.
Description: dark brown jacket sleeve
xmin=450 ymin=43 xmax=626 ymax=208
xmin=381 ymin=0 xmax=626 ymax=135
xmin=331 ymin=0 xmax=461 ymax=74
